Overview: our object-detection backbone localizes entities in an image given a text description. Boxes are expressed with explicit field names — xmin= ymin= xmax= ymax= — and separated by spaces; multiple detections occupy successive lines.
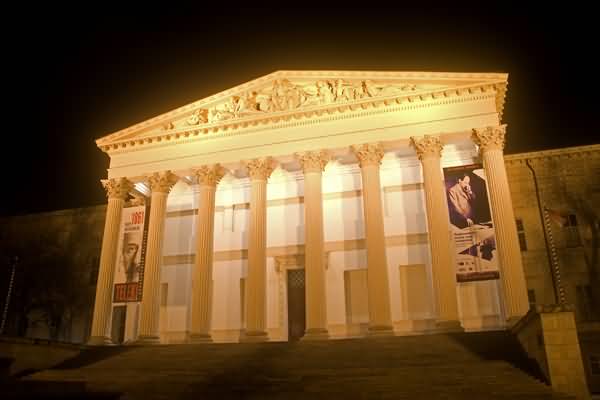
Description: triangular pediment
xmin=97 ymin=70 xmax=508 ymax=150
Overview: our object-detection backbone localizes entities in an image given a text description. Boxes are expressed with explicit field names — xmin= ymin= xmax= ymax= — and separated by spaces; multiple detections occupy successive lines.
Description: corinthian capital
xmin=194 ymin=164 xmax=227 ymax=187
xmin=244 ymin=157 xmax=276 ymax=180
xmin=101 ymin=177 xmax=133 ymax=200
xmin=409 ymin=135 xmax=443 ymax=160
xmin=472 ymin=125 xmax=506 ymax=152
xmin=295 ymin=150 xmax=330 ymax=173
xmin=147 ymin=171 xmax=179 ymax=194
xmin=351 ymin=143 xmax=384 ymax=167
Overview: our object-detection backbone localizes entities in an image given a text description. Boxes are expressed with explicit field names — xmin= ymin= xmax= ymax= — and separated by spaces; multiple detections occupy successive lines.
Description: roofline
xmin=95 ymin=70 xmax=508 ymax=146
xmin=504 ymin=143 xmax=600 ymax=161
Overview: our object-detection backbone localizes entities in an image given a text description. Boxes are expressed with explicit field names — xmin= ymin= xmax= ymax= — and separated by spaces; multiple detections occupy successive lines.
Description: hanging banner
xmin=443 ymin=164 xmax=500 ymax=282
xmin=113 ymin=205 xmax=148 ymax=302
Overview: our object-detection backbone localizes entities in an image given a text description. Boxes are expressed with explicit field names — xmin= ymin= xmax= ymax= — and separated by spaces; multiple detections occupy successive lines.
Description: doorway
xmin=110 ymin=305 xmax=127 ymax=344
xmin=287 ymin=269 xmax=306 ymax=341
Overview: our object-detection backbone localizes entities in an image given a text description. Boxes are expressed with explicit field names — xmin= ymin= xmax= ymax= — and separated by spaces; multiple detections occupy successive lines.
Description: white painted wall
xmin=138 ymin=146 xmax=506 ymax=342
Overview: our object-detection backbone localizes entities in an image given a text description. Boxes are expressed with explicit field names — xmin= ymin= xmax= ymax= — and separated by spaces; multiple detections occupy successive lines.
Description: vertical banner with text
xmin=113 ymin=205 xmax=149 ymax=303
xmin=443 ymin=164 xmax=500 ymax=282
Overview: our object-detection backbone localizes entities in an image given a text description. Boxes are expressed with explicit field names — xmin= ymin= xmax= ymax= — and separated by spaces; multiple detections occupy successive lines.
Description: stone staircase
xmin=4 ymin=331 xmax=576 ymax=399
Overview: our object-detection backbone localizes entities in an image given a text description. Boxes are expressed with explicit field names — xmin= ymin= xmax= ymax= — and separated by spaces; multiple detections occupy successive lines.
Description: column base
xmin=301 ymin=328 xmax=330 ymax=341
xmin=239 ymin=330 xmax=269 ymax=343
xmin=87 ymin=336 xmax=113 ymax=346
xmin=434 ymin=320 xmax=464 ymax=333
xmin=187 ymin=333 xmax=213 ymax=344
xmin=367 ymin=324 xmax=394 ymax=337
xmin=135 ymin=335 xmax=161 ymax=345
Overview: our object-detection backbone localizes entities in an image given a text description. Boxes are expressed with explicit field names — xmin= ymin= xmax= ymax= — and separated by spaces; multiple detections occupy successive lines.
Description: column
xmin=296 ymin=151 xmax=330 ymax=340
xmin=137 ymin=171 xmax=178 ymax=343
xmin=351 ymin=143 xmax=393 ymax=334
xmin=241 ymin=158 xmax=275 ymax=341
xmin=472 ymin=125 xmax=529 ymax=322
xmin=410 ymin=135 xmax=461 ymax=330
xmin=88 ymin=178 xmax=132 ymax=345
xmin=188 ymin=164 xmax=226 ymax=343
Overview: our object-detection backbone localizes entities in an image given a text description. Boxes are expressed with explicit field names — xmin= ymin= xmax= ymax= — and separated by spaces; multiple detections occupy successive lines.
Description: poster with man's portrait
xmin=443 ymin=164 xmax=499 ymax=282
xmin=113 ymin=206 xmax=147 ymax=302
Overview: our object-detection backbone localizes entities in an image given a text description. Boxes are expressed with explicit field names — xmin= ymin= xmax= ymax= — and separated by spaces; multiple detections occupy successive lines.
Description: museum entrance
xmin=110 ymin=305 xmax=126 ymax=344
xmin=287 ymin=269 xmax=306 ymax=341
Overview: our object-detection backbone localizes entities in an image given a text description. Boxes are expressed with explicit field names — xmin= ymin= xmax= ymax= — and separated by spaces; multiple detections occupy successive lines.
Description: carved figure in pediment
xmin=256 ymin=93 xmax=272 ymax=112
xmin=334 ymin=79 xmax=359 ymax=102
xmin=300 ymin=83 xmax=320 ymax=106
xmin=186 ymin=109 xmax=208 ymax=125
xmin=244 ymin=91 xmax=260 ymax=112
xmin=161 ymin=121 xmax=175 ymax=130
xmin=362 ymin=80 xmax=380 ymax=97
xmin=379 ymin=83 xmax=416 ymax=96
xmin=317 ymin=80 xmax=335 ymax=104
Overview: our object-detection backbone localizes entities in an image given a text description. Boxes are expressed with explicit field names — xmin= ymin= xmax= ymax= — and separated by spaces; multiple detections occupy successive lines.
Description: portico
xmin=88 ymin=71 xmax=528 ymax=345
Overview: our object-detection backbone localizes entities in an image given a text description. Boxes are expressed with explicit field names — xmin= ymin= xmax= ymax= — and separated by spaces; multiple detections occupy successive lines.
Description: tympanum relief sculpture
xmin=180 ymin=79 xmax=418 ymax=126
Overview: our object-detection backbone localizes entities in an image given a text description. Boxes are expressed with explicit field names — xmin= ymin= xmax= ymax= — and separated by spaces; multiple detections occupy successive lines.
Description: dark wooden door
xmin=287 ymin=269 xmax=306 ymax=341
xmin=110 ymin=305 xmax=127 ymax=344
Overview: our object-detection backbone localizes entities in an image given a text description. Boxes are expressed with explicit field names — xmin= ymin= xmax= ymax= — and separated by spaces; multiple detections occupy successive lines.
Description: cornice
xmin=504 ymin=144 xmax=600 ymax=164
xmin=97 ymin=71 xmax=507 ymax=149
xmin=99 ymin=88 xmax=500 ymax=155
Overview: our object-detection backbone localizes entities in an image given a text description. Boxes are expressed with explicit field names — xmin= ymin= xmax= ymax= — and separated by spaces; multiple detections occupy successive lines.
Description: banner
xmin=443 ymin=164 xmax=499 ymax=282
xmin=113 ymin=205 xmax=148 ymax=302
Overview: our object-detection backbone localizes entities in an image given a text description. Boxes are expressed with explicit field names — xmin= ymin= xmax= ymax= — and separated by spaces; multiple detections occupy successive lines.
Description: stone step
xmin=19 ymin=331 xmax=573 ymax=399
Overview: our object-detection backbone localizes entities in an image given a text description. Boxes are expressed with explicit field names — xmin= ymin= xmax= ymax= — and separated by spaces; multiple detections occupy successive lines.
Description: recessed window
xmin=516 ymin=218 xmax=527 ymax=251
xmin=565 ymin=214 xmax=581 ymax=248
xmin=527 ymin=289 xmax=536 ymax=306
xmin=590 ymin=355 xmax=600 ymax=376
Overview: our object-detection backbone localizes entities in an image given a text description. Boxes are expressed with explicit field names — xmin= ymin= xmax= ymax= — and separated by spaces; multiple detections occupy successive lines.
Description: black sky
xmin=3 ymin=6 xmax=599 ymax=216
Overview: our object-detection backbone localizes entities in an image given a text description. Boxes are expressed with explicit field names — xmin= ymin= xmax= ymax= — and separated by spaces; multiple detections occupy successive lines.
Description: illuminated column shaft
xmin=297 ymin=151 xmax=329 ymax=339
xmin=88 ymin=178 xmax=132 ymax=345
xmin=137 ymin=171 xmax=178 ymax=344
xmin=243 ymin=158 xmax=274 ymax=341
xmin=410 ymin=136 xmax=460 ymax=327
xmin=352 ymin=144 xmax=393 ymax=333
xmin=189 ymin=165 xmax=225 ymax=343
xmin=473 ymin=126 xmax=529 ymax=322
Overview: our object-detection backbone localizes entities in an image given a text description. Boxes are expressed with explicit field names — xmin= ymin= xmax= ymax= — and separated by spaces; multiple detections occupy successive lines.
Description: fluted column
xmin=137 ymin=171 xmax=178 ymax=344
xmin=410 ymin=136 xmax=461 ymax=330
xmin=473 ymin=125 xmax=529 ymax=323
xmin=296 ymin=151 xmax=330 ymax=340
xmin=88 ymin=178 xmax=132 ymax=345
xmin=351 ymin=143 xmax=393 ymax=334
xmin=241 ymin=158 xmax=275 ymax=342
xmin=189 ymin=165 xmax=226 ymax=343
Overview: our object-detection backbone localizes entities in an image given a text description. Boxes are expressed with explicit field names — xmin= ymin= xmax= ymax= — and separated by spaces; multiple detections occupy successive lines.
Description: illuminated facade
xmin=90 ymin=71 xmax=530 ymax=345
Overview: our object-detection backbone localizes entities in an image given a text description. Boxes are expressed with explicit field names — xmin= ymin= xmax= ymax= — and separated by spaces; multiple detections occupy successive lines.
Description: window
xmin=516 ymin=218 xmax=527 ymax=251
xmin=89 ymin=256 xmax=100 ymax=285
xmin=591 ymin=355 xmax=600 ymax=376
xmin=527 ymin=289 xmax=536 ymax=307
xmin=576 ymin=285 xmax=598 ymax=322
xmin=564 ymin=214 xmax=581 ymax=248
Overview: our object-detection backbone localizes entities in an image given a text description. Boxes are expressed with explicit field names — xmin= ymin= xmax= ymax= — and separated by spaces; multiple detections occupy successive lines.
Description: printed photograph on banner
xmin=443 ymin=164 xmax=500 ymax=282
xmin=113 ymin=206 xmax=146 ymax=302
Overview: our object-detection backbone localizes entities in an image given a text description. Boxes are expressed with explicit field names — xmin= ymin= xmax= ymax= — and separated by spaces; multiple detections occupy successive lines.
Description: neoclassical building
xmin=89 ymin=70 xmax=530 ymax=345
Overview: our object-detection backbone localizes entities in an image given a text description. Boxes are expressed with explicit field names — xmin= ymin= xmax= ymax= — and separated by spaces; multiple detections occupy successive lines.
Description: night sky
xmin=3 ymin=7 xmax=598 ymax=216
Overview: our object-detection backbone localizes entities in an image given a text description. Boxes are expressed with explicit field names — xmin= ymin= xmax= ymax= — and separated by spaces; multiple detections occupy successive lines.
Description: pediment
xmin=97 ymin=70 xmax=508 ymax=151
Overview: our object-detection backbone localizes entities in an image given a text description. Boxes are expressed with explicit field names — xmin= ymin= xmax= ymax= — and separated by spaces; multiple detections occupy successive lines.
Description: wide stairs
xmin=4 ymin=331 xmax=574 ymax=399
